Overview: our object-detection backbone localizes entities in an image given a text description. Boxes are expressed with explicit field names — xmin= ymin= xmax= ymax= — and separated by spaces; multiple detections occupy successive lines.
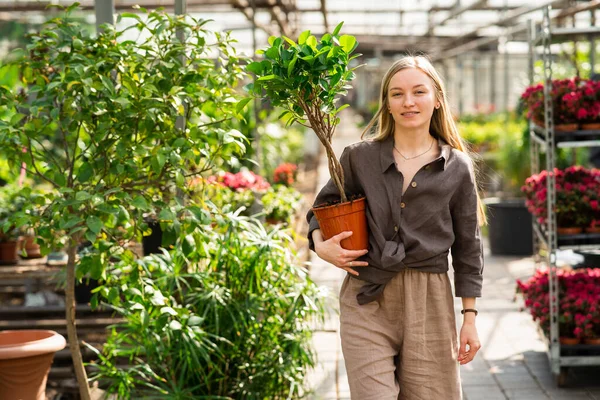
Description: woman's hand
xmin=313 ymin=230 xmax=368 ymax=276
xmin=458 ymin=322 xmax=481 ymax=365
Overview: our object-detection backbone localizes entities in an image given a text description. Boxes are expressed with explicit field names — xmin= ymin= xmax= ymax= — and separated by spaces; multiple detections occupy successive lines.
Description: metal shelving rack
xmin=527 ymin=6 xmax=600 ymax=387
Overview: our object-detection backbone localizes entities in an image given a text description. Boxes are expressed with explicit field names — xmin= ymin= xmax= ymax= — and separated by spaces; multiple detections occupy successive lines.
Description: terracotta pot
xmin=554 ymin=123 xmax=579 ymax=132
xmin=559 ymin=336 xmax=580 ymax=345
xmin=585 ymin=226 xmax=600 ymax=234
xmin=581 ymin=122 xmax=600 ymax=131
xmin=0 ymin=330 xmax=66 ymax=400
xmin=556 ymin=227 xmax=583 ymax=235
xmin=583 ymin=337 xmax=600 ymax=345
xmin=0 ymin=241 xmax=19 ymax=264
xmin=19 ymin=236 xmax=42 ymax=259
xmin=312 ymin=197 xmax=369 ymax=250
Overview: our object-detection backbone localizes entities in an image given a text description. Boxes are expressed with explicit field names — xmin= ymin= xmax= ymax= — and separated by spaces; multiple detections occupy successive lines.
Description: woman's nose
xmin=403 ymin=95 xmax=415 ymax=106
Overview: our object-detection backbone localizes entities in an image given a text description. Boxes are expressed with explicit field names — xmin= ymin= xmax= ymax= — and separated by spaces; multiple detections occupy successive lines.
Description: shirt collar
xmin=379 ymin=134 xmax=451 ymax=172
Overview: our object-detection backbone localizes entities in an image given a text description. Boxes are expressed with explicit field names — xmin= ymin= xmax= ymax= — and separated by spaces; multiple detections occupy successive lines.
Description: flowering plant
xmin=521 ymin=166 xmax=598 ymax=228
xmin=521 ymin=83 xmax=544 ymax=124
xmin=207 ymin=170 xmax=271 ymax=192
xmin=517 ymin=267 xmax=600 ymax=340
xmin=521 ymin=77 xmax=593 ymax=125
xmin=273 ymin=163 xmax=298 ymax=186
xmin=574 ymin=79 xmax=600 ymax=123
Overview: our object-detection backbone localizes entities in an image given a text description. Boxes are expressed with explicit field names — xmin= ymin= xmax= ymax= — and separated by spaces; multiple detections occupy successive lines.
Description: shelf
xmin=531 ymin=124 xmax=600 ymax=148
xmin=533 ymin=222 xmax=600 ymax=251
xmin=550 ymin=27 xmax=600 ymax=43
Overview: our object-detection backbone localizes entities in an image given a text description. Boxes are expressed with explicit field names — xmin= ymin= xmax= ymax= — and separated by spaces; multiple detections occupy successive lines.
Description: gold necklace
xmin=394 ymin=137 xmax=434 ymax=161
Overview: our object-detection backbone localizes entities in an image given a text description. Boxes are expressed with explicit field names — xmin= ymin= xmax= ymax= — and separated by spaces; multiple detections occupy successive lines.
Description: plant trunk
xmin=66 ymin=243 xmax=91 ymax=400
xmin=323 ymin=139 xmax=347 ymax=203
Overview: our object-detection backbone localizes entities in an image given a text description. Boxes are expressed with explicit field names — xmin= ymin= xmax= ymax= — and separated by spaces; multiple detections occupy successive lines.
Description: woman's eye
xmin=416 ymin=91 xmax=425 ymax=94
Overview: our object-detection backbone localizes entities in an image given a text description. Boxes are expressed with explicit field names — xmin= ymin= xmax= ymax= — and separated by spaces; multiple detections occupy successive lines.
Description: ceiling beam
xmin=430 ymin=0 xmax=600 ymax=61
xmin=230 ymin=0 xmax=276 ymax=36
xmin=320 ymin=0 xmax=329 ymax=33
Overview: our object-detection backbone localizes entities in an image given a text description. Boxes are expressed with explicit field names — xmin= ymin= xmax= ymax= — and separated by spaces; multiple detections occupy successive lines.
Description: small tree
xmin=246 ymin=22 xmax=361 ymax=203
xmin=0 ymin=4 xmax=247 ymax=397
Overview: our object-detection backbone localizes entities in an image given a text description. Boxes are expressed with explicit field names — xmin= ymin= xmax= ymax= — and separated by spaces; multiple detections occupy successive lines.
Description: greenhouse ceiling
xmin=0 ymin=0 xmax=598 ymax=59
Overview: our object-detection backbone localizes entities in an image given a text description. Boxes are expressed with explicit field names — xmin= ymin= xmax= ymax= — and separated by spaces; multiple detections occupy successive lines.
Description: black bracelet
xmin=461 ymin=308 xmax=478 ymax=316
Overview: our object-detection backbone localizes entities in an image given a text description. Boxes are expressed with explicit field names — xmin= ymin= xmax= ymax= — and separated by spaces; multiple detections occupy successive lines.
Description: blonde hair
xmin=361 ymin=55 xmax=487 ymax=225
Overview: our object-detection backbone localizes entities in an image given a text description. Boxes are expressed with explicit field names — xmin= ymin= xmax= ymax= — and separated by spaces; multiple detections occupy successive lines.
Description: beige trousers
xmin=339 ymin=269 xmax=462 ymax=400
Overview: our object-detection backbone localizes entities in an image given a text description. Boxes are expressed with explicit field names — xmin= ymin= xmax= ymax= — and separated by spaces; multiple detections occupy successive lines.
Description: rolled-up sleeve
xmin=449 ymin=158 xmax=484 ymax=297
xmin=306 ymin=147 xmax=356 ymax=252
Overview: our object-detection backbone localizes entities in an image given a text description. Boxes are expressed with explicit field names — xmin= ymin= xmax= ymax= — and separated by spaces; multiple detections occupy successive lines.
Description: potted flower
xmin=521 ymin=78 xmax=582 ymax=131
xmin=0 ymin=185 xmax=23 ymax=264
xmin=576 ymin=79 xmax=600 ymax=130
xmin=517 ymin=267 xmax=600 ymax=345
xmin=522 ymin=167 xmax=594 ymax=234
xmin=273 ymin=162 xmax=298 ymax=186
xmin=246 ymin=23 xmax=368 ymax=250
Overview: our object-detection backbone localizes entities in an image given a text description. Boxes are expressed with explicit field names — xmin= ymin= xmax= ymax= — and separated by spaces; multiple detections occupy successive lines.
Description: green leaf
xmin=169 ymin=320 xmax=182 ymax=330
xmin=306 ymin=35 xmax=317 ymax=49
xmin=282 ymin=36 xmax=296 ymax=47
xmin=159 ymin=209 xmax=175 ymax=222
xmin=246 ymin=61 xmax=263 ymax=75
xmin=10 ymin=113 xmax=25 ymax=125
xmin=268 ymin=35 xmax=277 ymax=45
xmin=85 ymin=229 xmax=97 ymax=244
xmin=160 ymin=306 xmax=178 ymax=316
xmin=287 ymin=55 xmax=297 ymax=77
xmin=132 ymin=195 xmax=149 ymax=210
xmin=77 ymin=162 xmax=93 ymax=183
xmin=257 ymin=75 xmax=277 ymax=81
xmin=332 ymin=21 xmax=344 ymax=36
xmin=236 ymin=98 xmax=252 ymax=114
xmin=298 ymin=30 xmax=310 ymax=45
xmin=188 ymin=316 xmax=202 ymax=326
xmin=86 ymin=216 xmax=103 ymax=234
xmin=339 ymin=35 xmax=357 ymax=53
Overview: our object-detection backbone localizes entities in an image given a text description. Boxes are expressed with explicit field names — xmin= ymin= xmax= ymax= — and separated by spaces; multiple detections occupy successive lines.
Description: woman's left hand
xmin=458 ymin=322 xmax=481 ymax=365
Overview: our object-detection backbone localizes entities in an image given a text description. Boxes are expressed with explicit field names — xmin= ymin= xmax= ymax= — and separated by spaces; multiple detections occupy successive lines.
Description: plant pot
xmin=581 ymin=122 xmax=600 ymax=131
xmin=0 ymin=241 xmax=19 ymax=265
xmin=484 ymin=198 xmax=533 ymax=256
xmin=583 ymin=337 xmax=600 ymax=345
xmin=19 ymin=235 xmax=42 ymax=259
xmin=554 ymin=123 xmax=579 ymax=132
xmin=585 ymin=226 xmax=600 ymax=234
xmin=559 ymin=337 xmax=580 ymax=345
xmin=0 ymin=330 xmax=66 ymax=400
xmin=557 ymin=227 xmax=583 ymax=235
xmin=311 ymin=197 xmax=369 ymax=251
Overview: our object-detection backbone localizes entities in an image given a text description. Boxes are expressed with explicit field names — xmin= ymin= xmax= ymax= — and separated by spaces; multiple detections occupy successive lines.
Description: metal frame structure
xmin=528 ymin=5 xmax=600 ymax=387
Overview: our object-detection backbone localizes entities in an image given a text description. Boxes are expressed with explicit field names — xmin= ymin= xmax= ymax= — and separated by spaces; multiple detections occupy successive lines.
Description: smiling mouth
xmin=401 ymin=112 xmax=419 ymax=116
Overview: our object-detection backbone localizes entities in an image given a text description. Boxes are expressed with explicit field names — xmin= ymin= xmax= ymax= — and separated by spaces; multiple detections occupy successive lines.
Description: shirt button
xmin=394 ymin=225 xmax=398 ymax=232
xmin=411 ymin=181 xmax=417 ymax=188
xmin=424 ymin=165 xmax=430 ymax=170
xmin=400 ymin=202 xmax=406 ymax=209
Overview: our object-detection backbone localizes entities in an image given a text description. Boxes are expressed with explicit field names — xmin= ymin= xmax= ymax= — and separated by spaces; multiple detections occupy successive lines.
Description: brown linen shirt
xmin=307 ymin=134 xmax=484 ymax=305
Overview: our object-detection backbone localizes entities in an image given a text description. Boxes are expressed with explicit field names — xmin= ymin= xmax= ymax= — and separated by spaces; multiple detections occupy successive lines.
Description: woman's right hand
xmin=313 ymin=230 xmax=369 ymax=276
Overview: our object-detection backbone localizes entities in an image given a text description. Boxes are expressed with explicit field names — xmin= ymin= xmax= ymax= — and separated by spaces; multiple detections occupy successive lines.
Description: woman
xmin=306 ymin=55 xmax=485 ymax=400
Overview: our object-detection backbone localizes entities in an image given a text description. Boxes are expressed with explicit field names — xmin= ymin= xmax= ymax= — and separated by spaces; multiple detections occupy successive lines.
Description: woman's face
xmin=387 ymin=68 xmax=439 ymax=130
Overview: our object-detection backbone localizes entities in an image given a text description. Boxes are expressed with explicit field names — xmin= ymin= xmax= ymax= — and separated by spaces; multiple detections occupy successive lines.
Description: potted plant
xmin=521 ymin=78 xmax=582 ymax=131
xmin=262 ymin=184 xmax=302 ymax=225
xmin=273 ymin=162 xmax=298 ymax=186
xmin=516 ymin=267 xmax=600 ymax=345
xmin=0 ymin=6 xmax=247 ymax=398
xmin=245 ymin=23 xmax=368 ymax=250
xmin=522 ymin=167 xmax=593 ymax=234
xmin=0 ymin=184 xmax=23 ymax=264
xmin=477 ymin=113 xmax=533 ymax=256
xmin=574 ymin=79 xmax=600 ymax=130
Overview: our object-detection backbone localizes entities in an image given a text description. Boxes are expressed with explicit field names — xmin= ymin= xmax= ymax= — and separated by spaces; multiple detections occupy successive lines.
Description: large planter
xmin=0 ymin=241 xmax=19 ymax=265
xmin=312 ymin=197 xmax=369 ymax=251
xmin=484 ymin=198 xmax=533 ymax=256
xmin=0 ymin=330 xmax=66 ymax=400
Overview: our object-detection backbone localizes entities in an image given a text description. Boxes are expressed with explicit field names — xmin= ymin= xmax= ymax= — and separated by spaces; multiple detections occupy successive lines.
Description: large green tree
xmin=0 ymin=4 xmax=247 ymax=397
